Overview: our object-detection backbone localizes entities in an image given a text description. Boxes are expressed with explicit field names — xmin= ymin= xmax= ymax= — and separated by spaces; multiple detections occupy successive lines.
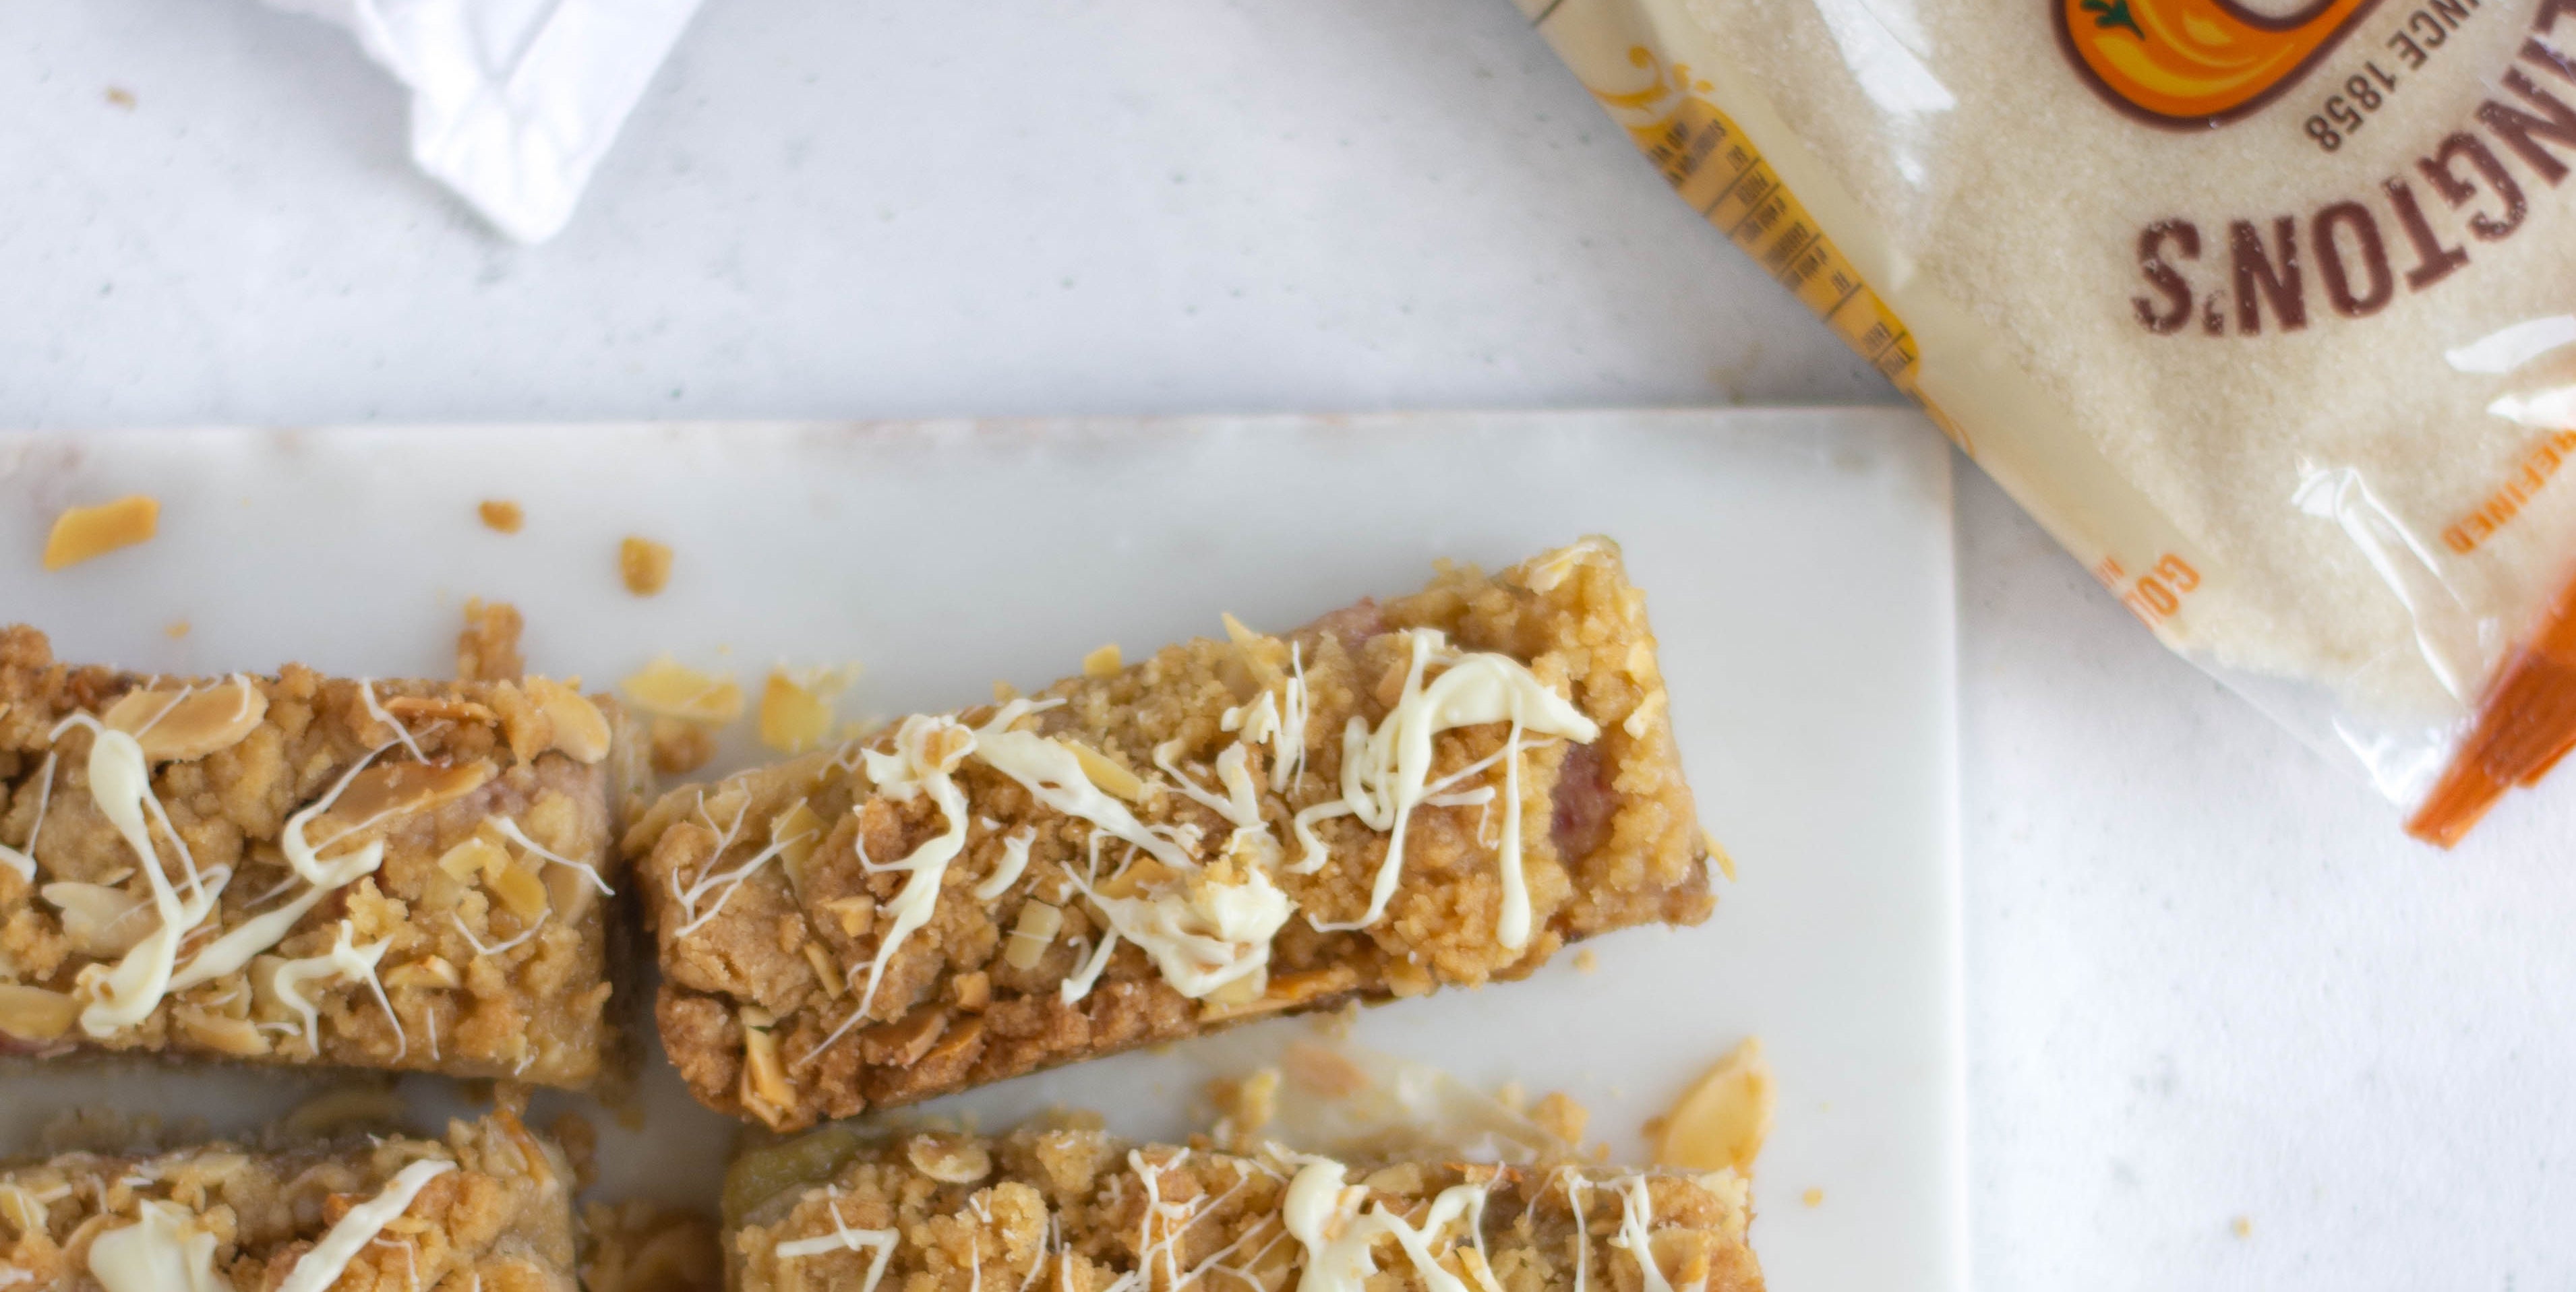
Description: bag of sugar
xmin=1527 ymin=0 xmax=2576 ymax=842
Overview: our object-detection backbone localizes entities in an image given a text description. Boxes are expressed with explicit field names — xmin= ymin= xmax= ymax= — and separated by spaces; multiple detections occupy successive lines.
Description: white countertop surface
xmin=5 ymin=1 xmax=2573 ymax=1287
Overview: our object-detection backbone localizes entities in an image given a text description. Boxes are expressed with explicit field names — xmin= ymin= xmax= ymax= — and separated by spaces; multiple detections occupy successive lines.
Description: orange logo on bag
xmin=2058 ymin=0 xmax=2385 ymax=127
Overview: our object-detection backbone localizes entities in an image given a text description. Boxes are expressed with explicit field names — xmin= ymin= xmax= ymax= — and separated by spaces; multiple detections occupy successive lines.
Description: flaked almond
xmin=758 ymin=671 xmax=834 ymax=755
xmin=173 ymin=1004 xmax=270 ymax=1057
xmin=803 ymin=943 xmax=843 ymax=998
xmin=486 ymin=861 xmax=550 ymax=922
xmin=949 ymin=970 xmax=990 ymax=1012
xmin=102 ymin=677 xmax=268 ymax=762
xmin=0 ymin=984 xmax=82 ymax=1041
xmin=1081 ymin=644 xmax=1122 ymax=678
xmin=1063 ymin=739 xmax=1145 ymax=803
xmin=383 ymin=956 xmax=460 ymax=991
xmin=621 ymin=657 xmax=743 ymax=725
xmin=859 ymin=1008 xmax=949 ymax=1068
xmin=324 ymin=760 xmax=494 ymax=831
xmin=543 ymin=857 xmax=598 ymax=925
xmin=384 ymin=695 xmax=501 ymax=727
xmin=529 ymin=678 xmax=613 ymax=764
xmin=1653 ymin=1037 xmax=1773 ymax=1175
xmin=42 ymin=495 xmax=157 ymax=571
xmin=438 ymin=836 xmax=508 ymax=882
xmin=41 ymin=881 xmax=154 ymax=957
xmin=738 ymin=1006 xmax=793 ymax=1129
xmin=1220 ymin=612 xmax=1261 ymax=645
xmin=771 ymin=801 xmax=826 ymax=901
xmin=905 ymin=1132 xmax=992 ymax=1184
xmin=1002 ymin=901 xmax=1062 ymax=971
xmin=822 ymin=895 xmax=876 ymax=940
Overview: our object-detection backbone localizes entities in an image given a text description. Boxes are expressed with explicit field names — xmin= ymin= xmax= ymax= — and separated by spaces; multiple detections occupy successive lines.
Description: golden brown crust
xmin=0 ymin=627 xmax=630 ymax=1088
xmin=725 ymin=1127 xmax=1762 ymax=1292
xmin=628 ymin=541 xmax=1713 ymax=1129
xmin=0 ymin=1111 xmax=579 ymax=1291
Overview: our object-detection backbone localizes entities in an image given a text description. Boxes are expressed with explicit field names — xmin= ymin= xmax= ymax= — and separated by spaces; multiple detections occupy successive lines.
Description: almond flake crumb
xmin=479 ymin=499 xmax=525 ymax=534
xmin=42 ymin=495 xmax=158 ymax=570
xmin=457 ymin=598 xmax=526 ymax=681
xmin=1081 ymin=644 xmax=1122 ymax=678
xmin=620 ymin=536 xmax=673 ymax=596
xmin=104 ymin=86 xmax=136 ymax=109
xmin=758 ymin=666 xmax=857 ymax=755
xmin=1574 ymin=948 xmax=1599 ymax=974
xmin=1532 ymin=1091 xmax=1590 ymax=1144
xmin=164 ymin=619 xmax=189 ymax=640
xmin=1653 ymin=1036 xmax=1773 ymax=1175
xmin=1802 ymin=1188 xmax=1825 ymax=1208
xmin=622 ymin=656 xmax=743 ymax=723
xmin=1706 ymin=828 xmax=1737 ymax=882
xmin=649 ymin=716 xmax=718 ymax=776
xmin=2231 ymin=1216 xmax=2252 ymax=1239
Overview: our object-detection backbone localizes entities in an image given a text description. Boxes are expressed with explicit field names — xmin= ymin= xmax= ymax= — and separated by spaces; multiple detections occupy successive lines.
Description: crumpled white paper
xmin=268 ymin=0 xmax=702 ymax=243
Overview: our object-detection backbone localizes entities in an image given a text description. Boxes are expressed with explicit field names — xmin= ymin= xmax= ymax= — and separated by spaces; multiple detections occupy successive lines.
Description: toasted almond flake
xmin=485 ymin=861 xmax=550 ymax=922
xmin=1654 ymin=1037 xmax=1774 ymax=1175
xmin=1622 ymin=688 xmax=1669 ymax=739
xmin=1574 ymin=948 xmax=1599 ymax=974
xmin=949 ymin=970 xmax=990 ymax=1012
xmin=456 ymin=599 xmax=525 ymax=683
xmin=1532 ymin=1091 xmax=1589 ymax=1144
xmin=772 ymin=801 xmax=826 ymax=900
xmin=803 ymin=943 xmax=843 ymax=998
xmin=173 ymin=1004 xmax=270 ymax=1056
xmin=383 ymin=695 xmax=500 ymax=727
xmin=1002 ymin=901 xmax=1061 ymax=970
xmin=1704 ymin=829 xmax=1737 ymax=883
xmin=758 ymin=671 xmax=833 ymax=754
xmin=740 ymin=1007 xmax=793 ymax=1128
xmin=1804 ymin=1188 xmax=1827 ymax=1208
xmin=1081 ymin=644 xmax=1122 ymax=678
xmin=437 ymin=836 xmax=508 ymax=882
xmin=164 ymin=620 xmax=189 ymax=640
xmin=620 ymin=536 xmax=673 ymax=596
xmin=42 ymin=495 xmax=158 ymax=571
xmin=324 ymin=761 xmax=493 ymax=830
xmin=1062 ymin=739 xmax=1145 ymax=803
xmin=383 ymin=956 xmax=460 ymax=991
xmin=621 ymin=657 xmax=744 ymax=725
xmin=40 ymin=882 xmax=154 ymax=957
xmin=822 ymin=895 xmax=876 ymax=940
xmin=477 ymin=500 xmax=524 ymax=534
xmin=1220 ymin=612 xmax=1259 ymax=645
xmin=0 ymin=984 xmax=82 ymax=1040
xmin=102 ymin=677 xmax=268 ymax=762
xmin=527 ymin=679 xmax=611 ymax=764
xmin=904 ymin=1133 xmax=991 ymax=1184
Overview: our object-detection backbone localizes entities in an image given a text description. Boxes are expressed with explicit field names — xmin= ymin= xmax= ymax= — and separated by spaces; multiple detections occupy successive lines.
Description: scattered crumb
xmin=1279 ymin=1041 xmax=1371 ymax=1101
xmin=1532 ymin=1091 xmax=1590 ymax=1145
xmin=620 ymin=535 xmax=673 ymax=596
xmin=580 ymin=1200 xmax=723 ymax=1292
xmin=2231 ymin=1216 xmax=2252 ymax=1239
xmin=1205 ymin=1067 xmax=1281 ymax=1150
xmin=1574 ymin=948 xmax=1599 ymax=974
xmin=456 ymin=598 xmax=527 ymax=681
xmin=758 ymin=665 xmax=857 ymax=754
xmin=164 ymin=619 xmax=189 ymax=640
xmin=1706 ymin=828 xmax=1737 ymax=882
xmin=1307 ymin=999 xmax=1360 ymax=1041
xmin=649 ymin=716 xmax=718 ymax=777
xmin=42 ymin=495 xmax=158 ymax=570
xmin=1495 ymin=1080 xmax=1528 ymax=1114
xmin=622 ymin=656 xmax=744 ymax=723
xmin=1082 ymin=644 xmax=1122 ymax=678
xmin=104 ymin=86 xmax=136 ymax=109
xmin=1652 ymin=1036 xmax=1774 ymax=1175
xmin=478 ymin=499 xmax=525 ymax=534
xmin=992 ymin=679 xmax=1019 ymax=704
xmin=1803 ymin=1188 xmax=1825 ymax=1208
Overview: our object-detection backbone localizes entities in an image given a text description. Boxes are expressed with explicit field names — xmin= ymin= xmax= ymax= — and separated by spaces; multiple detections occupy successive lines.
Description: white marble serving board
xmin=0 ymin=410 xmax=1959 ymax=1289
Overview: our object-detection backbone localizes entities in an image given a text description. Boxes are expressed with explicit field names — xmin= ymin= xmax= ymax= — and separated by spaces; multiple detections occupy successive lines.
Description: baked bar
xmin=629 ymin=538 xmax=1715 ymax=1128
xmin=0 ymin=627 xmax=642 ymax=1088
xmin=723 ymin=1124 xmax=1764 ymax=1292
xmin=0 ymin=1110 xmax=578 ymax=1291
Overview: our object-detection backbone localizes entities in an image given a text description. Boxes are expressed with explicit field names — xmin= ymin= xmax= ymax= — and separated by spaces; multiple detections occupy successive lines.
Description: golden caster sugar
xmin=1529 ymin=0 xmax=2576 ymax=842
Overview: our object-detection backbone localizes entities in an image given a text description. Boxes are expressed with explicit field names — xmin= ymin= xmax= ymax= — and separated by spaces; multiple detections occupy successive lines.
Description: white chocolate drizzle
xmin=86 ymin=1198 xmax=224 ymax=1292
xmin=53 ymin=716 xmax=224 ymax=1037
xmin=276 ymin=1159 xmax=454 ymax=1292
xmin=268 ymin=920 xmax=400 ymax=1058
xmin=773 ymin=1185 xmax=901 ymax=1291
xmin=974 ymin=826 xmax=1038 ymax=900
xmin=487 ymin=817 xmax=614 ymax=895
xmin=1610 ymin=1176 xmax=1678 ymax=1292
xmin=1296 ymin=630 xmax=1597 ymax=949
xmin=1281 ymin=1155 xmax=1495 ymax=1292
